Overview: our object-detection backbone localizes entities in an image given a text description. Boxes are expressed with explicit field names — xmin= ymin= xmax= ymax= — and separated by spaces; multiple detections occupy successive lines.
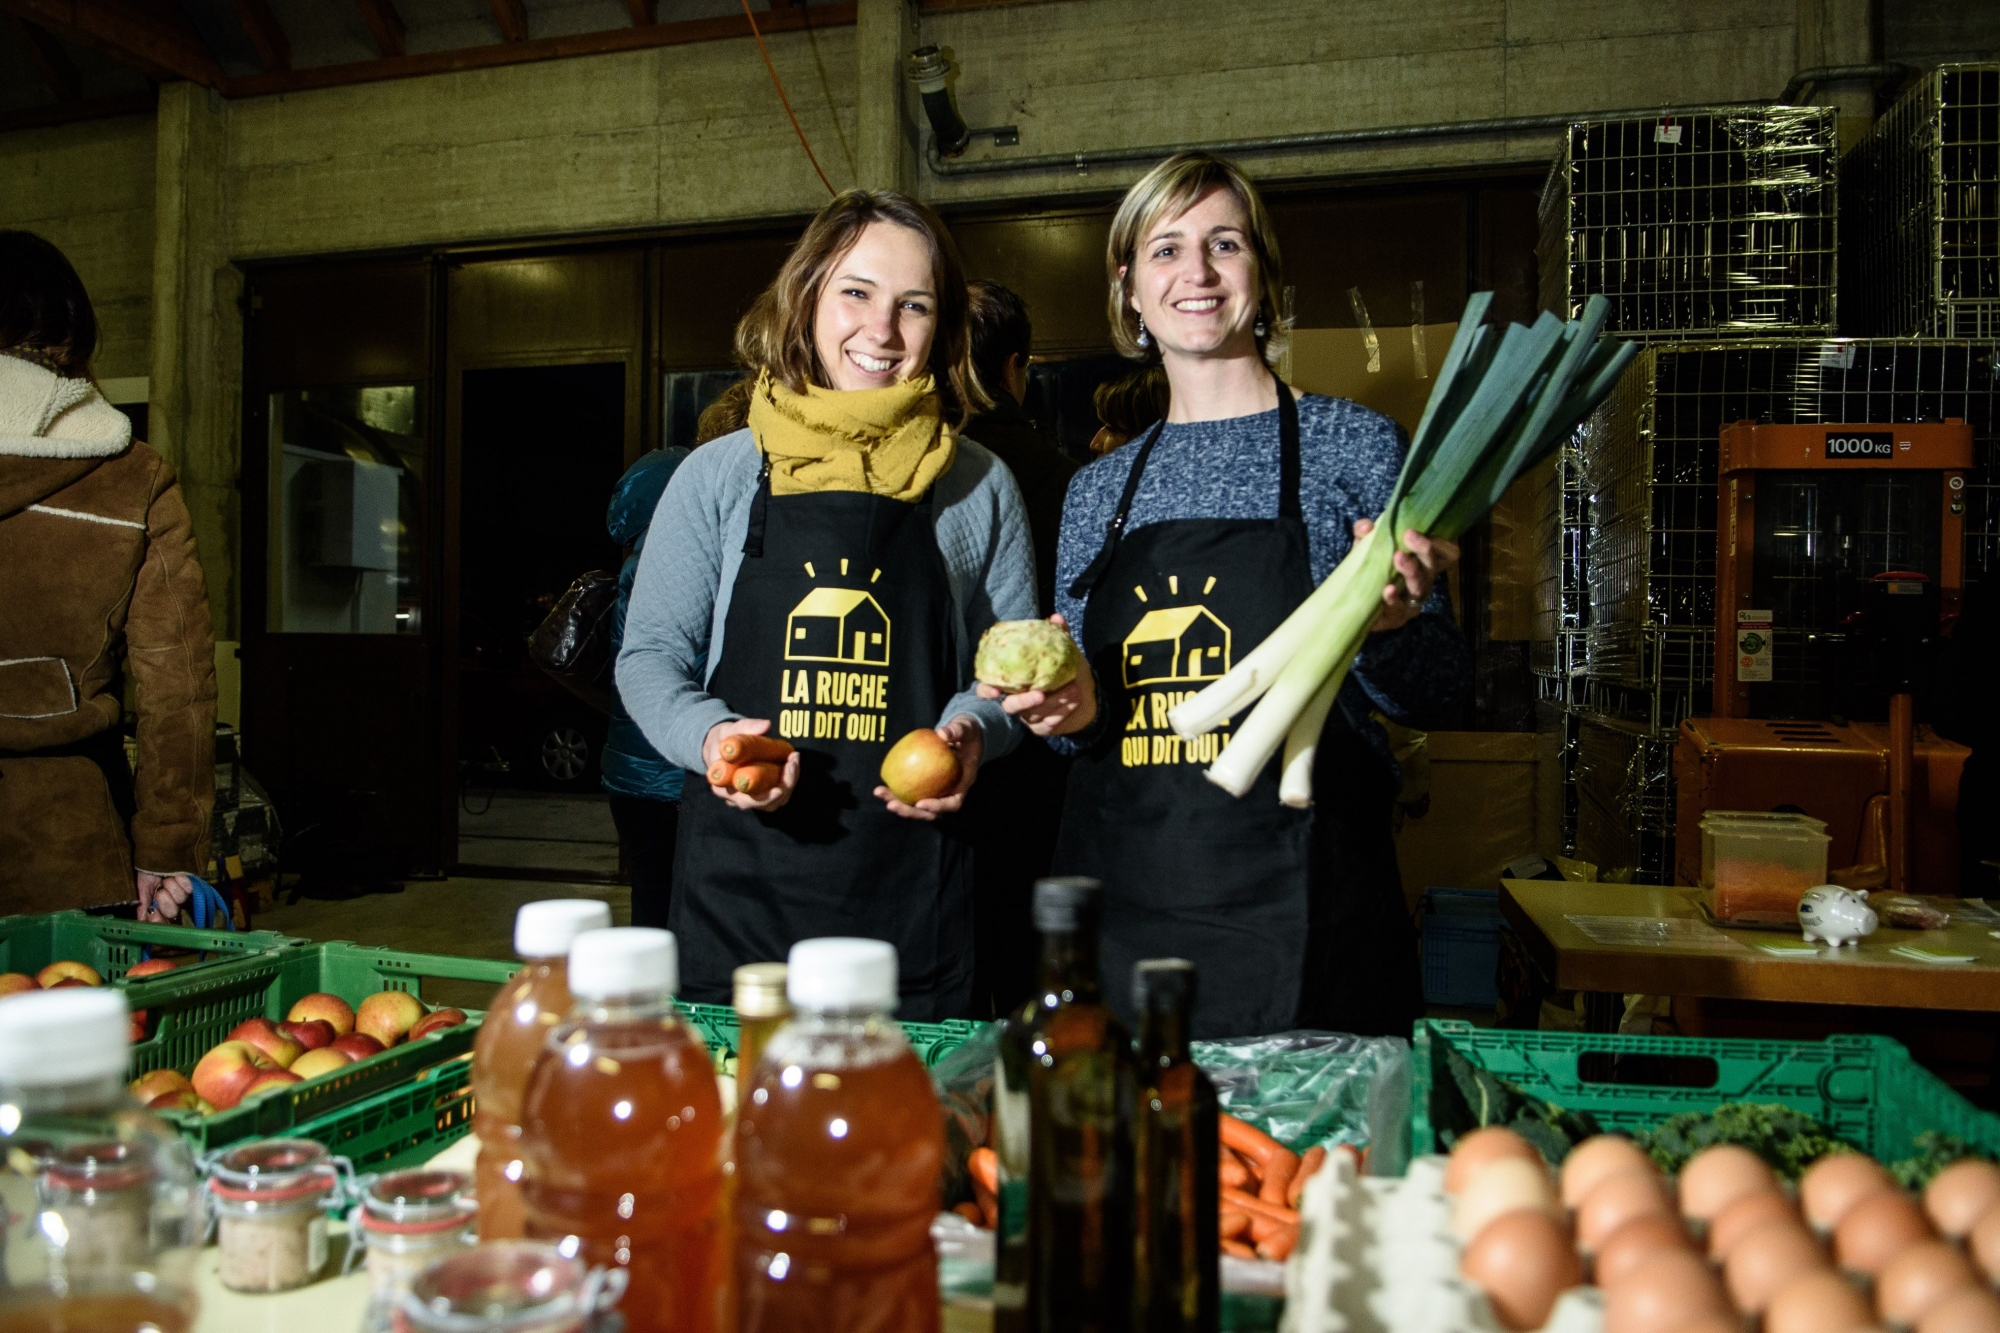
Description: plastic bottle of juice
xmin=471 ymin=899 xmax=611 ymax=1241
xmin=0 ymin=989 xmax=202 ymax=1326
xmin=518 ymin=927 xmax=728 ymax=1333
xmin=733 ymin=938 xmax=945 ymax=1333
xmin=1130 ymin=960 xmax=1218 ymax=1333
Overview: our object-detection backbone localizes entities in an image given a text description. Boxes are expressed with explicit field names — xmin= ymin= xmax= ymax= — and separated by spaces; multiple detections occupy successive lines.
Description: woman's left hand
xmin=1354 ymin=518 xmax=1460 ymax=633
xmin=875 ymin=714 xmax=982 ymax=821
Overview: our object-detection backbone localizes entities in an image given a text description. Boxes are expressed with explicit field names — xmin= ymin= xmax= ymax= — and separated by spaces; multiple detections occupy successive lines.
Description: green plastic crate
xmin=283 ymin=1053 xmax=480 ymax=1174
xmin=1411 ymin=1019 xmax=2000 ymax=1164
xmin=0 ymin=909 xmax=298 ymax=985
xmin=130 ymin=941 xmax=516 ymax=1155
xmin=679 ymin=1001 xmax=985 ymax=1069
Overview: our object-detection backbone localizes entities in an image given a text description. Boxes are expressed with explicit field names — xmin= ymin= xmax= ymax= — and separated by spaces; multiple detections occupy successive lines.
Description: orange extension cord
xmin=740 ymin=0 xmax=838 ymax=197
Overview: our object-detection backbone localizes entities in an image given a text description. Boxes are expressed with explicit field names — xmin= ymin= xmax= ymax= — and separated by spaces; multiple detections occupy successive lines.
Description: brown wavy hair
xmin=735 ymin=190 xmax=985 ymax=424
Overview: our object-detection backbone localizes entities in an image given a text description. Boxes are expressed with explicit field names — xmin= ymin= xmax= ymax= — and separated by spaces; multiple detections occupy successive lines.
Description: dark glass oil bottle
xmin=1131 ymin=960 xmax=1218 ymax=1333
xmin=1008 ymin=877 xmax=1135 ymax=1333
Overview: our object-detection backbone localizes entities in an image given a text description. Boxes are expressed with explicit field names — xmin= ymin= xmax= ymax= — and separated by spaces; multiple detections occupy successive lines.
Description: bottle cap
xmin=567 ymin=928 xmax=677 ymax=999
xmin=1033 ymin=877 xmax=1102 ymax=933
xmin=0 ymin=988 xmax=131 ymax=1087
xmin=514 ymin=900 xmax=612 ymax=958
xmin=786 ymin=938 xmax=897 ymax=1012
xmin=1133 ymin=957 xmax=1198 ymax=1015
xmin=732 ymin=963 xmax=791 ymax=1019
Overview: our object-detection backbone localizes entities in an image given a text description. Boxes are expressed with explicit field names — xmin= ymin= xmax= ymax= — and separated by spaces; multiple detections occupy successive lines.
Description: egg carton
xmin=1282 ymin=1154 xmax=1605 ymax=1333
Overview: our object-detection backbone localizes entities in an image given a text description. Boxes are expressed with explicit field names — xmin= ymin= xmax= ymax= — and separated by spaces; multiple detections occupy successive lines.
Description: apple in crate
xmin=123 ymin=958 xmax=178 ymax=981
xmin=279 ymin=1019 xmax=335 ymax=1051
xmin=291 ymin=1048 xmax=353 ymax=1080
xmin=129 ymin=1069 xmax=194 ymax=1104
xmin=356 ymin=991 xmax=426 ymax=1046
xmin=226 ymin=1018 xmax=303 ymax=1069
xmin=37 ymin=961 xmax=102 ymax=987
xmin=408 ymin=1008 xmax=467 ymax=1042
xmin=0 ymin=973 xmax=37 ymax=998
xmin=330 ymin=1032 xmax=386 ymax=1061
xmin=192 ymin=1041 xmax=283 ymax=1109
xmin=286 ymin=993 xmax=356 ymax=1037
xmin=148 ymin=1090 xmax=213 ymax=1114
xmin=243 ymin=1070 xmax=301 ymax=1098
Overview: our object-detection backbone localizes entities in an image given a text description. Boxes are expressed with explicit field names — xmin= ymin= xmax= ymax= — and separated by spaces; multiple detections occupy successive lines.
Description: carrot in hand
xmin=1287 ymin=1145 xmax=1328 ymax=1208
xmin=720 ymin=734 xmax=794 ymax=765
xmin=707 ymin=761 xmax=737 ymax=788
xmin=732 ymin=763 xmax=782 ymax=796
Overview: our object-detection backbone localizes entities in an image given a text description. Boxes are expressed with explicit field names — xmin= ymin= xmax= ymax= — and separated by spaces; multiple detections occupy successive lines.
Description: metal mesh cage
xmin=1538 ymin=106 xmax=1839 ymax=340
xmin=1573 ymin=716 xmax=1677 ymax=881
xmin=1843 ymin=65 xmax=2000 ymax=338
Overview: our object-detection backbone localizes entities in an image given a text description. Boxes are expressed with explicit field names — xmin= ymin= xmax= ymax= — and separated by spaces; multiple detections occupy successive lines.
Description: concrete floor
xmin=254 ymin=875 xmax=630 ymax=1010
xmin=456 ymin=789 xmax=620 ymax=876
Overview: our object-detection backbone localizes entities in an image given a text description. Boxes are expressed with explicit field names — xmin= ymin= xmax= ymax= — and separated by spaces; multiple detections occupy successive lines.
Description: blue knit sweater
xmin=1053 ymin=393 xmax=1469 ymax=763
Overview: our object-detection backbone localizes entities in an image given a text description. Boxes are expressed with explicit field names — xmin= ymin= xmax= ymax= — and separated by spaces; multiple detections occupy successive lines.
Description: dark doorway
xmin=455 ymin=362 xmax=626 ymax=876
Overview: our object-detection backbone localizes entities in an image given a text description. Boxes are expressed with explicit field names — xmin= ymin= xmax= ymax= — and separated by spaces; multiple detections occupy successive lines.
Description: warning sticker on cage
xmin=1563 ymin=915 xmax=1749 ymax=951
xmin=1736 ymin=610 xmax=1773 ymax=683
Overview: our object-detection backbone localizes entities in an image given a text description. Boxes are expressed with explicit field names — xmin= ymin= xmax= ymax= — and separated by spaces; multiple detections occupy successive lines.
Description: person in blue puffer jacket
xmin=603 ymin=445 xmax=691 ymax=928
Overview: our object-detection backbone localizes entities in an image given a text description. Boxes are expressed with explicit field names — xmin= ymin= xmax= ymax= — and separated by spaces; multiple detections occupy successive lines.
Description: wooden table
xmin=1499 ymin=879 xmax=2000 ymax=1032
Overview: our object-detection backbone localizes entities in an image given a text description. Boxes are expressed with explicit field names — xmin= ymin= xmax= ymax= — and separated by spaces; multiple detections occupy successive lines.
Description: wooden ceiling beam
xmin=624 ymin=0 xmax=656 ymax=24
xmin=352 ymin=0 xmax=404 ymax=58
xmin=0 ymin=85 xmax=154 ymax=131
xmin=487 ymin=0 xmax=527 ymax=42
xmin=13 ymin=16 xmax=80 ymax=102
xmin=0 ymin=0 xmax=223 ymax=85
xmin=227 ymin=0 xmax=289 ymax=72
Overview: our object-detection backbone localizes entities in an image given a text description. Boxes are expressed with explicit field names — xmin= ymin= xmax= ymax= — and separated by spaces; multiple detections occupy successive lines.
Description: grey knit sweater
xmin=616 ymin=428 xmax=1037 ymax=772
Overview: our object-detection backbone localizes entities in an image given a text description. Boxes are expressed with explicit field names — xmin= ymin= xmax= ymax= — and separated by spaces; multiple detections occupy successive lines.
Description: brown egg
xmin=1802 ymin=1153 xmax=1896 ymax=1233
xmin=1668 ymin=1319 xmax=1742 ymax=1333
xmin=1723 ymin=1219 xmax=1829 ymax=1314
xmin=1708 ymin=1188 xmax=1804 ymax=1260
xmin=1454 ymin=1155 xmax=1558 ymax=1242
xmin=1679 ymin=1143 xmax=1779 ymax=1224
xmin=1834 ymin=1189 xmax=1933 ymax=1276
xmin=1460 ymin=1207 xmax=1583 ymax=1331
xmin=1578 ymin=1169 xmax=1677 ymax=1254
xmin=1920 ymin=1286 xmax=2000 ymax=1333
xmin=1879 ymin=1241 xmax=1982 ymax=1328
xmin=1446 ymin=1126 xmax=1543 ymax=1194
xmin=1593 ymin=1214 xmax=1696 ymax=1289
xmin=1970 ymin=1204 xmax=2000 ymax=1282
xmin=1561 ymin=1135 xmax=1657 ymax=1210
xmin=1764 ymin=1270 xmax=1876 ymax=1333
xmin=1601 ymin=1248 xmax=1730 ymax=1333
xmin=1926 ymin=1161 xmax=2000 ymax=1240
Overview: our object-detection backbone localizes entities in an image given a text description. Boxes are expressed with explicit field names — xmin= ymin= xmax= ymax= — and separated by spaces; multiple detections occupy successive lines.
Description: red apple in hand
xmin=285 ymin=993 xmax=356 ymax=1037
xmin=278 ymin=1019 xmax=336 ymax=1051
xmin=227 ymin=1018 xmax=304 ymax=1069
xmin=330 ymin=1032 xmax=386 ymax=1061
xmin=192 ymin=1041 xmax=283 ymax=1109
xmin=408 ymin=1008 xmax=467 ymax=1041
xmin=356 ymin=991 xmax=426 ymax=1047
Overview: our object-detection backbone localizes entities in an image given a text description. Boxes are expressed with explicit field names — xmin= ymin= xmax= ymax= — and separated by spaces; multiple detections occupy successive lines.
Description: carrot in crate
xmin=1288 ymin=1145 xmax=1328 ymax=1208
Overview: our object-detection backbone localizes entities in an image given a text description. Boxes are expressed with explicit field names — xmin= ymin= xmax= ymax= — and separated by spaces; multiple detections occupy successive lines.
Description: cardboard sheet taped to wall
xmin=1288 ymin=323 xmax=1459 ymax=437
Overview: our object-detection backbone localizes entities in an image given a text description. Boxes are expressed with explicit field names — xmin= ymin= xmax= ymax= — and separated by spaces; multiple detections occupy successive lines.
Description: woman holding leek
xmin=617 ymin=190 xmax=1037 ymax=1020
xmin=993 ymin=152 xmax=1470 ymax=1039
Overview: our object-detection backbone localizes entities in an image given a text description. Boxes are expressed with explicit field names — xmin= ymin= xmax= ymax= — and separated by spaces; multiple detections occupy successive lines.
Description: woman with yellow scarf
xmin=616 ymin=192 xmax=1038 ymax=1021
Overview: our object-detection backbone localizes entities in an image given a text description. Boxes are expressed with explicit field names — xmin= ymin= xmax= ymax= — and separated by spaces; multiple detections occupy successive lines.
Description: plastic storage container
xmin=1700 ymin=810 xmax=1830 ymax=925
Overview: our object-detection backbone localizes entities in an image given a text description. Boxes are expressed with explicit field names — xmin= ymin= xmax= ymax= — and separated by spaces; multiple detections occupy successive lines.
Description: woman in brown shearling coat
xmin=0 ymin=232 xmax=216 ymax=918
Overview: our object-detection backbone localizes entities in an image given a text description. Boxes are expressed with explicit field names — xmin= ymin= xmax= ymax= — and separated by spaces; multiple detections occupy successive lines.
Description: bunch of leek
xmin=1167 ymin=293 xmax=1636 ymax=806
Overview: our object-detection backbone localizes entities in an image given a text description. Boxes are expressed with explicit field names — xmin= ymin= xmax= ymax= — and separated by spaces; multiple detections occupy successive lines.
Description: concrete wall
xmin=0 ymin=114 xmax=156 ymax=381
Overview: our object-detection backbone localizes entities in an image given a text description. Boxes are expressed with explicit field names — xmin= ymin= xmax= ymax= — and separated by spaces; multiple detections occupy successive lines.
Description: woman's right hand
xmin=703 ymin=718 xmax=800 ymax=812
xmin=975 ymin=615 xmax=1098 ymax=737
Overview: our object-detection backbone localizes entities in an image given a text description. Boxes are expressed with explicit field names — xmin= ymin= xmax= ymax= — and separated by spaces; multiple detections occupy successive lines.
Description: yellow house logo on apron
xmin=1120 ymin=575 xmax=1234 ymax=768
xmin=777 ymin=560 xmax=892 ymax=743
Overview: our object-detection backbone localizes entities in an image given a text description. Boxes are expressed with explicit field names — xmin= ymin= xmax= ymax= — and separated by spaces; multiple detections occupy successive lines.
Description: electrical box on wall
xmin=309 ymin=455 xmax=399 ymax=572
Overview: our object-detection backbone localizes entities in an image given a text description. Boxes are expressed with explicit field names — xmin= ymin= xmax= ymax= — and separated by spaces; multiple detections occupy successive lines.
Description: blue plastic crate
xmin=1420 ymin=888 xmax=1501 ymax=1008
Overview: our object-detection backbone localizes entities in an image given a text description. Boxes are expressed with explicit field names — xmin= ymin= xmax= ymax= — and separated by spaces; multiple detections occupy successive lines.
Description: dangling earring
xmin=1135 ymin=315 xmax=1150 ymax=349
xmin=1254 ymin=313 xmax=1269 ymax=338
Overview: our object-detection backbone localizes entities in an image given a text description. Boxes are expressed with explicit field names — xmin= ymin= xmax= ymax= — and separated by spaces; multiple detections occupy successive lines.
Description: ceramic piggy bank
xmin=1798 ymin=885 xmax=1878 ymax=947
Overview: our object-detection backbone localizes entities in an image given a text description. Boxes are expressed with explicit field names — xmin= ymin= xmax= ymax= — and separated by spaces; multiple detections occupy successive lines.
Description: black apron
xmin=1055 ymin=388 xmax=1422 ymax=1040
xmin=670 ymin=468 xmax=975 ymax=1022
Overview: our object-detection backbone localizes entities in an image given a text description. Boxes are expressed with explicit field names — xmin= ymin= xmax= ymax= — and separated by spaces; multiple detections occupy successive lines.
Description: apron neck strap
xmin=1066 ymin=373 xmax=1301 ymax=600
xmin=742 ymin=460 xmax=937 ymax=561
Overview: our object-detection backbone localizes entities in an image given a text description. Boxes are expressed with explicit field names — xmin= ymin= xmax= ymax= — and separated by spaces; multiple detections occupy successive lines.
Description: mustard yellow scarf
xmin=747 ymin=369 xmax=956 ymax=501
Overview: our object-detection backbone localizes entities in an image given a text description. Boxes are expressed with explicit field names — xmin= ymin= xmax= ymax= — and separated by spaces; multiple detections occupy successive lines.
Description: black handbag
xmin=528 ymin=571 xmax=621 ymax=715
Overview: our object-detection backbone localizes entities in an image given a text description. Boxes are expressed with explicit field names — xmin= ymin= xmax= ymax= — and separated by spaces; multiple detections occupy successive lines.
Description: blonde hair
xmin=735 ymin=190 xmax=984 ymax=425
xmin=1104 ymin=151 xmax=1288 ymax=367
